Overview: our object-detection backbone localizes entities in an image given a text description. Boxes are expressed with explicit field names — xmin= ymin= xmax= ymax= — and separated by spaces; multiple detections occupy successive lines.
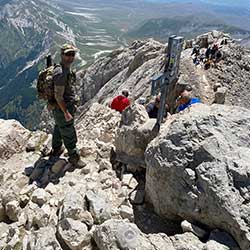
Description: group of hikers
xmin=110 ymin=85 xmax=200 ymax=118
xmin=38 ymin=43 xmax=201 ymax=174
xmin=191 ymin=43 xmax=223 ymax=69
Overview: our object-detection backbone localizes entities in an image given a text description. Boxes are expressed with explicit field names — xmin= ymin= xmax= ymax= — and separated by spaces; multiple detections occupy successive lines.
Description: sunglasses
xmin=64 ymin=52 xmax=75 ymax=57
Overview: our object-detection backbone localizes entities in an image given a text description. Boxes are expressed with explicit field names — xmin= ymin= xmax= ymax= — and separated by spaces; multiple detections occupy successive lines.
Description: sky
xmin=147 ymin=0 xmax=248 ymax=7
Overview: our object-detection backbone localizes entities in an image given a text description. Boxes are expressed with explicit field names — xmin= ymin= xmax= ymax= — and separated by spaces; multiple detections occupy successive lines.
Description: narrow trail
xmin=180 ymin=51 xmax=214 ymax=104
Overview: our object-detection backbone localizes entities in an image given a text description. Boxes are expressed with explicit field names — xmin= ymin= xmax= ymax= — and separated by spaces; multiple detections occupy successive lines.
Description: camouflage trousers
xmin=52 ymin=103 xmax=78 ymax=158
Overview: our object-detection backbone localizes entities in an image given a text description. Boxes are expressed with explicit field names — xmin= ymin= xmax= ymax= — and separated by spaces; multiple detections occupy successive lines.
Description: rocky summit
xmin=1 ymin=31 xmax=250 ymax=250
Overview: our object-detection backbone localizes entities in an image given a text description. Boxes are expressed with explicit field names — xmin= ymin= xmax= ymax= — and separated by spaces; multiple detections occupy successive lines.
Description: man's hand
xmin=64 ymin=111 xmax=73 ymax=122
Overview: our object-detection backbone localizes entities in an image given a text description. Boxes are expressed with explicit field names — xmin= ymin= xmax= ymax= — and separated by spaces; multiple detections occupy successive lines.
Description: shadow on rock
xmin=133 ymin=204 xmax=182 ymax=236
xmin=24 ymin=156 xmax=72 ymax=188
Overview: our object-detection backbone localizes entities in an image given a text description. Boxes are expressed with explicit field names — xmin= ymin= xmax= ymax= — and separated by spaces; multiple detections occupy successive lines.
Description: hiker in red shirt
xmin=111 ymin=89 xmax=130 ymax=113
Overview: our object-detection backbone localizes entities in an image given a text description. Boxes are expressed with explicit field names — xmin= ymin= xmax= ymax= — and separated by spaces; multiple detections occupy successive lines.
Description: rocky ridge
xmin=0 ymin=104 xmax=243 ymax=250
xmin=77 ymin=30 xmax=250 ymax=112
xmin=1 ymin=31 xmax=250 ymax=249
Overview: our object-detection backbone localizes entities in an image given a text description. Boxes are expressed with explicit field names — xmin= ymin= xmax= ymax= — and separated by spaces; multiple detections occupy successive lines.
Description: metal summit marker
xmin=152 ymin=35 xmax=184 ymax=131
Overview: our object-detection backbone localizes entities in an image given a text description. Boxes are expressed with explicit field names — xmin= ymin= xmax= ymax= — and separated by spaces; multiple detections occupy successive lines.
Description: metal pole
xmin=155 ymin=36 xmax=184 ymax=130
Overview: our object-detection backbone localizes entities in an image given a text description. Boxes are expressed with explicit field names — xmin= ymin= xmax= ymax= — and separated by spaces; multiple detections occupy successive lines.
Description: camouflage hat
xmin=61 ymin=43 xmax=78 ymax=54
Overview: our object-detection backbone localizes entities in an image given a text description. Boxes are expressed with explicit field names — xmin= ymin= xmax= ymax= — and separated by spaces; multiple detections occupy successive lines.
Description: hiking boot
xmin=49 ymin=146 xmax=65 ymax=158
xmin=68 ymin=155 xmax=86 ymax=169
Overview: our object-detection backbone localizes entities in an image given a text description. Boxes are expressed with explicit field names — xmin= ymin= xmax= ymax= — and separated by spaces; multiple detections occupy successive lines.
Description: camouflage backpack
xmin=37 ymin=64 xmax=60 ymax=103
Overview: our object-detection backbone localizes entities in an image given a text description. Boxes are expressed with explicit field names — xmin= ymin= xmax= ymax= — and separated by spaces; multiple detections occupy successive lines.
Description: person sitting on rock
xmin=146 ymin=96 xmax=161 ymax=118
xmin=146 ymin=95 xmax=168 ymax=119
xmin=110 ymin=89 xmax=130 ymax=113
xmin=176 ymin=90 xmax=201 ymax=112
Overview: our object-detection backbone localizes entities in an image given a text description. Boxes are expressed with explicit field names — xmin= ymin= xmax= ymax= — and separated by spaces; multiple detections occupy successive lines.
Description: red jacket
xmin=111 ymin=95 xmax=130 ymax=113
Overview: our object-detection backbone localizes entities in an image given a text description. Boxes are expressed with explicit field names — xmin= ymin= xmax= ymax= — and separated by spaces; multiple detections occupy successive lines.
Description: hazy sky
xmin=147 ymin=0 xmax=248 ymax=7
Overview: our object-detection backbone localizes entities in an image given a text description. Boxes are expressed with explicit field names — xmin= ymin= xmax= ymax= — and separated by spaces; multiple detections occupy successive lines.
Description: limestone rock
xmin=122 ymin=174 xmax=138 ymax=189
xmin=45 ymin=183 xmax=59 ymax=195
xmin=20 ymin=184 xmax=37 ymax=196
xmin=80 ymin=40 xmax=164 ymax=106
xmin=26 ymin=131 xmax=48 ymax=152
xmin=32 ymin=204 xmax=58 ymax=228
xmin=121 ymin=103 xmax=149 ymax=127
xmin=214 ymin=87 xmax=228 ymax=104
xmin=4 ymin=224 xmax=22 ymax=250
xmin=5 ymin=200 xmax=21 ymax=222
xmin=80 ymin=211 xmax=94 ymax=228
xmin=119 ymin=205 xmax=134 ymax=222
xmin=60 ymin=191 xmax=86 ymax=221
xmin=171 ymin=232 xmax=205 ymax=250
xmin=98 ymin=158 xmax=112 ymax=172
xmin=86 ymin=190 xmax=111 ymax=224
xmin=115 ymin=105 xmax=157 ymax=168
xmin=147 ymin=234 xmax=175 ymax=250
xmin=0 ymin=223 xmax=9 ymax=248
xmin=93 ymin=219 xmax=174 ymax=250
xmin=58 ymin=218 xmax=91 ymax=250
xmin=31 ymin=188 xmax=49 ymax=206
xmin=76 ymin=103 xmax=121 ymax=147
xmin=145 ymin=104 xmax=250 ymax=250
xmin=181 ymin=220 xmax=207 ymax=238
xmin=26 ymin=227 xmax=62 ymax=250
xmin=0 ymin=119 xmax=30 ymax=160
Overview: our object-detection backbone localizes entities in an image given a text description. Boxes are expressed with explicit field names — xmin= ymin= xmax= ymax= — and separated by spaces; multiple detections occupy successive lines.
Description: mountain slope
xmin=128 ymin=15 xmax=250 ymax=41
xmin=0 ymin=0 xmax=78 ymax=129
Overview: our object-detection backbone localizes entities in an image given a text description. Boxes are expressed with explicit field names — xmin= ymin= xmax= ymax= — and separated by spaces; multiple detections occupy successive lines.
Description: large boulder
xmin=93 ymin=219 xmax=175 ymax=250
xmin=145 ymin=104 xmax=250 ymax=250
xmin=115 ymin=104 xmax=157 ymax=168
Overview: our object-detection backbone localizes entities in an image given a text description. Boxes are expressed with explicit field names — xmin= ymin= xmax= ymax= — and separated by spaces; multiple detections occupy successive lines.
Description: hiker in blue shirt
xmin=177 ymin=90 xmax=201 ymax=112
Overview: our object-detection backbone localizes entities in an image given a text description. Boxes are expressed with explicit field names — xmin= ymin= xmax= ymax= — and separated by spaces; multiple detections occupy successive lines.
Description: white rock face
xmin=80 ymin=40 xmax=164 ymax=105
xmin=145 ymin=104 xmax=250 ymax=250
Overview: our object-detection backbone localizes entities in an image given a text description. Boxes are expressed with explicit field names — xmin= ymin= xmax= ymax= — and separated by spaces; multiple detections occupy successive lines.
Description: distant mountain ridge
xmin=128 ymin=15 xmax=250 ymax=41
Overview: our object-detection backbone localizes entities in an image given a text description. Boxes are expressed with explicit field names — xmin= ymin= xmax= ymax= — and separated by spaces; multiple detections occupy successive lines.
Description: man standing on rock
xmin=50 ymin=44 xmax=85 ymax=169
